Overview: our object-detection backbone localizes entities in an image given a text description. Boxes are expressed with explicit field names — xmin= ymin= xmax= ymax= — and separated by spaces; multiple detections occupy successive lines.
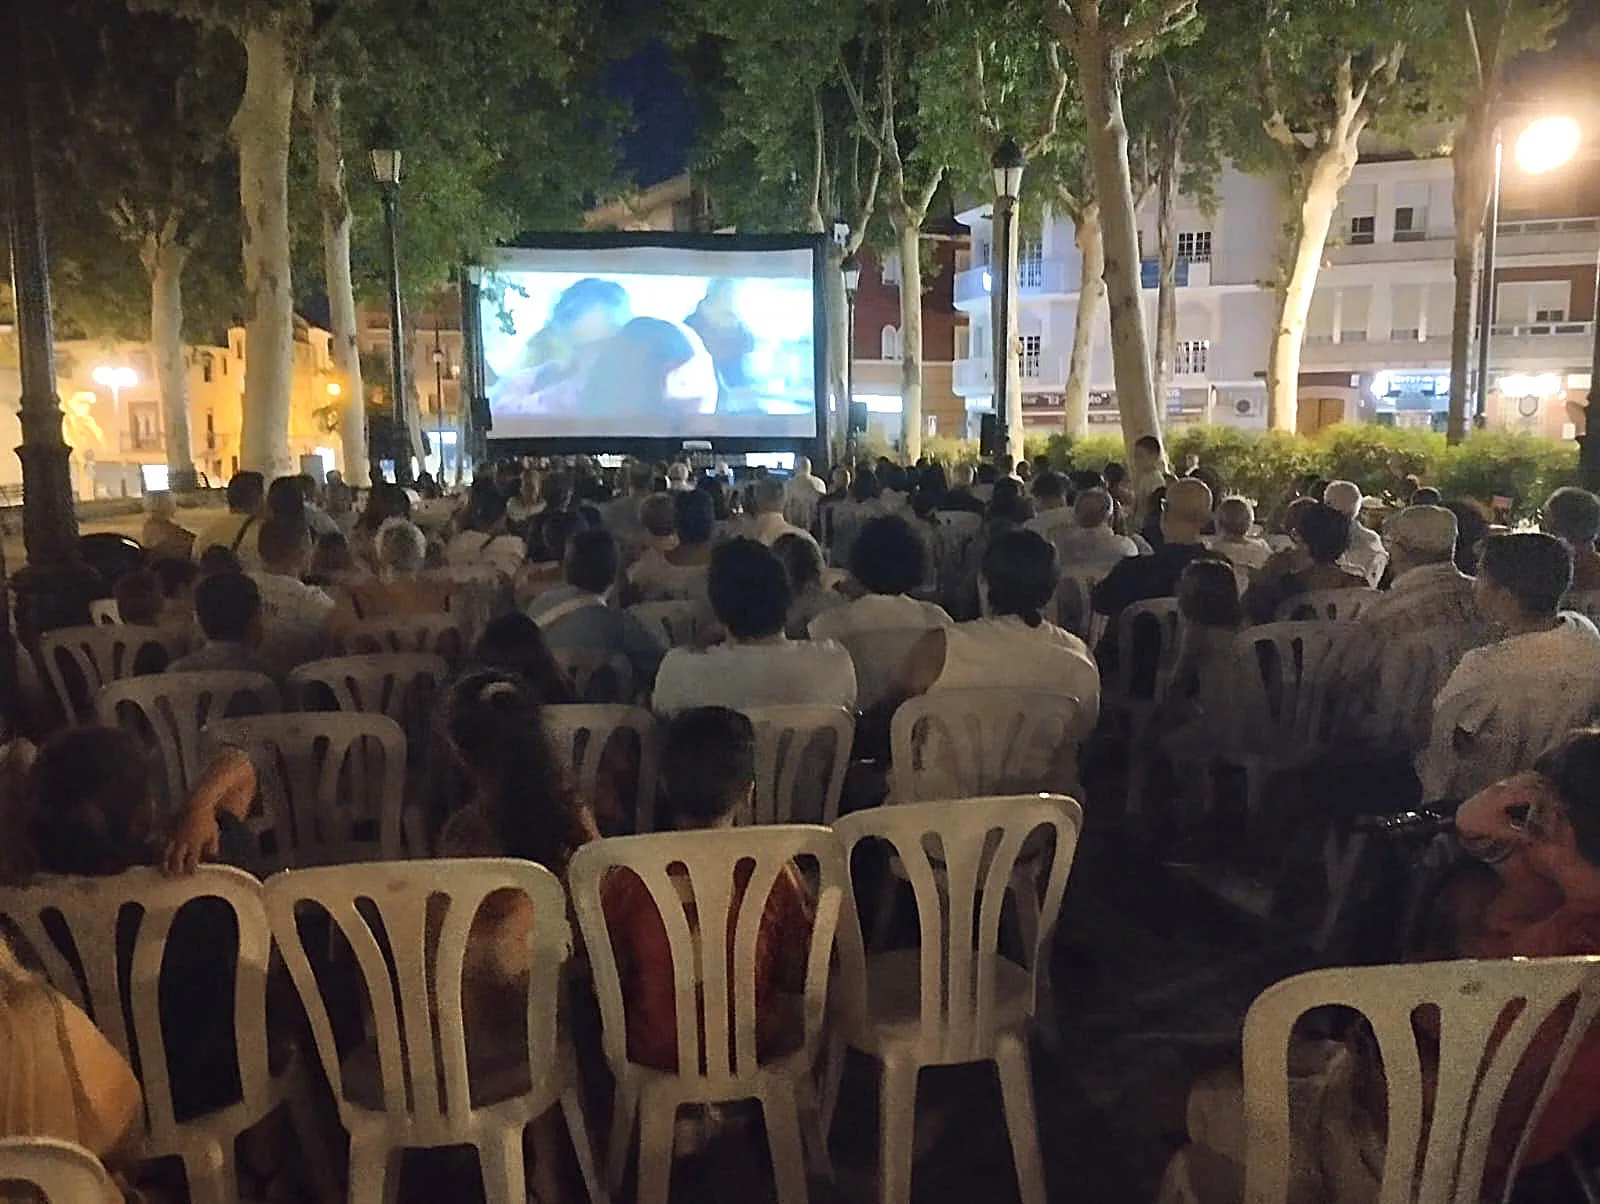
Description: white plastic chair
xmin=829 ymin=626 xmax=929 ymax=714
xmin=262 ymin=859 xmax=606 ymax=1204
xmin=0 ymin=1137 xmax=120 ymax=1203
xmin=1366 ymin=623 xmax=1490 ymax=753
xmin=0 ymin=866 xmax=328 ymax=1204
xmin=552 ymin=648 xmax=637 ymax=705
xmin=1273 ymin=588 xmax=1377 ymax=623
xmin=88 ymin=599 xmax=122 ymax=625
xmin=205 ymin=712 xmax=407 ymax=870
xmin=889 ymin=688 xmax=1092 ymax=804
xmin=1242 ymin=957 xmax=1600 ymax=1204
xmin=831 ymin=797 xmax=1082 ymax=1204
xmin=1564 ymin=589 xmax=1600 ymax=627
xmin=96 ymin=671 xmax=281 ymax=822
xmin=541 ymin=704 xmax=661 ymax=833
xmin=1051 ymin=570 xmax=1103 ymax=642
xmin=569 ymin=826 xmax=846 ymax=1204
xmin=288 ymin=652 xmax=448 ymax=732
xmin=1105 ymin=597 xmax=1182 ymax=730
xmin=627 ymin=601 xmax=704 ymax=648
xmin=741 ymin=704 xmax=855 ymax=825
xmin=337 ymin=612 xmax=464 ymax=659
xmin=39 ymin=624 xmax=185 ymax=726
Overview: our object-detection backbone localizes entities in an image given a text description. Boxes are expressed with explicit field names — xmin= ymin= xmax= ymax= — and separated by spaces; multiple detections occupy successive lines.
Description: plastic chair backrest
xmin=1369 ymin=624 xmax=1490 ymax=750
xmin=205 ymin=712 xmax=407 ymax=868
xmin=890 ymin=688 xmax=1090 ymax=803
xmin=96 ymin=671 xmax=281 ymax=822
xmin=1227 ymin=621 xmax=1356 ymax=753
xmin=1111 ymin=598 xmax=1181 ymax=701
xmin=739 ymin=704 xmax=854 ymax=825
xmin=541 ymin=704 xmax=661 ymax=833
xmin=628 ymin=601 xmax=703 ymax=648
xmin=1274 ymin=588 xmax=1378 ymax=623
xmin=834 ymin=796 xmax=1081 ymax=1063
xmin=288 ymin=654 xmax=448 ymax=751
xmin=262 ymin=859 xmax=569 ymax=1128
xmin=338 ymin=613 xmax=463 ymax=660
xmin=88 ymin=600 xmax=121 ymax=626
xmin=833 ymin=626 xmax=930 ymax=713
xmin=568 ymin=825 xmax=846 ymax=1083
xmin=551 ymin=647 xmax=637 ymax=705
xmin=1052 ymin=571 xmax=1103 ymax=640
xmin=0 ymin=866 xmax=274 ymax=1153
xmin=39 ymin=625 xmax=184 ymax=726
xmin=1243 ymin=957 xmax=1600 ymax=1204
xmin=1564 ymin=590 xmax=1600 ymax=627
xmin=0 ymin=1137 xmax=120 ymax=1203
xmin=931 ymin=517 xmax=984 ymax=620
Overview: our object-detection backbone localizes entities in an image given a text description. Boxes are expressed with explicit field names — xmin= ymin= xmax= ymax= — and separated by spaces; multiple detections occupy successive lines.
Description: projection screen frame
xmin=466 ymin=231 xmax=830 ymax=467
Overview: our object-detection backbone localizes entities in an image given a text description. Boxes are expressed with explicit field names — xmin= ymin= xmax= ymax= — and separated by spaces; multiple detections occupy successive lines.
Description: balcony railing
xmin=953 ymin=258 xmax=1072 ymax=305
xmin=952 ymin=353 xmax=1068 ymax=395
xmin=1497 ymin=216 xmax=1600 ymax=236
xmin=1491 ymin=320 xmax=1596 ymax=338
xmin=120 ymin=431 xmax=164 ymax=453
xmin=1138 ymin=259 xmax=1211 ymax=288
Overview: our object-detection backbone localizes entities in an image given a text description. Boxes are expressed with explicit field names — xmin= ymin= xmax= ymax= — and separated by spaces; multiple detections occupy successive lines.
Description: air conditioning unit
xmin=1233 ymin=396 xmax=1264 ymax=418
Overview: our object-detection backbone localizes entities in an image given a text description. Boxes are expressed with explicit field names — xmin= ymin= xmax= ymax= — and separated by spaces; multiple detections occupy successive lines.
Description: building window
xmin=881 ymin=325 xmax=902 ymax=361
xmin=1177 ymin=230 xmax=1212 ymax=262
xmin=1018 ymin=240 xmax=1045 ymax=289
xmin=1349 ymin=215 xmax=1376 ymax=245
xmin=1022 ymin=334 xmax=1043 ymax=377
xmin=1175 ymin=339 xmax=1210 ymax=375
xmin=880 ymin=253 xmax=901 ymax=287
xmin=201 ymin=353 xmax=214 ymax=384
xmin=1393 ymin=206 xmax=1426 ymax=242
xmin=1535 ymin=307 xmax=1567 ymax=323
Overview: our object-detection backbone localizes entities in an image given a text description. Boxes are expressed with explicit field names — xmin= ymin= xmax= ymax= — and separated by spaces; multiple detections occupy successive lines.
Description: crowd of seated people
xmin=11 ymin=445 xmax=1600 ymax=1202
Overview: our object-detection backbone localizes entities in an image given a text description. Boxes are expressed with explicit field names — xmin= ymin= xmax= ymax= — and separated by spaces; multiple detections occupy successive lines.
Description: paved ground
xmin=0 ymin=502 xmax=230 ymax=570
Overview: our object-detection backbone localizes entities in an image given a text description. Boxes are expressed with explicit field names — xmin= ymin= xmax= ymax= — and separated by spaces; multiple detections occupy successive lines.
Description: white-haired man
xmin=1323 ymin=480 xmax=1387 ymax=586
xmin=784 ymin=456 xmax=826 ymax=530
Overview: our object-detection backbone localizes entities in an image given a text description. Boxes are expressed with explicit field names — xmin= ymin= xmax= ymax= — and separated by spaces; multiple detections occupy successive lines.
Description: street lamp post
xmin=1474 ymin=114 xmax=1583 ymax=429
xmin=432 ymin=326 xmax=447 ymax=482
xmin=841 ymin=252 xmax=861 ymax=466
xmin=991 ymin=136 xmax=1026 ymax=463
xmin=369 ymin=129 xmax=413 ymax=486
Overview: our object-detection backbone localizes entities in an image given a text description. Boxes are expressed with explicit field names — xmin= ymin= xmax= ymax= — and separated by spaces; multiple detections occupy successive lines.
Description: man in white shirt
xmin=1419 ymin=532 xmax=1600 ymax=800
xmin=1324 ymin=480 xmax=1388 ymax=587
xmin=1024 ymin=472 xmax=1075 ymax=542
xmin=192 ymin=471 xmax=266 ymax=571
xmin=784 ymin=457 xmax=827 ymax=531
xmin=653 ymin=538 xmax=857 ymax=715
xmin=1360 ymin=506 xmax=1481 ymax=638
xmin=742 ymin=476 xmax=815 ymax=547
xmin=1052 ymin=488 xmax=1141 ymax=578
xmin=601 ymin=462 xmax=656 ymax=549
xmin=249 ymin=515 xmax=334 ymax=670
xmin=1205 ymin=497 xmax=1272 ymax=583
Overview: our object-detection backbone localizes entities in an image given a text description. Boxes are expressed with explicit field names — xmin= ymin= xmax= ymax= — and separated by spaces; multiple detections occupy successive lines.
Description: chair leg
xmin=347 ymin=1139 xmax=400 ymax=1204
xmin=818 ymin=1033 xmax=845 ymax=1140
xmin=182 ymin=1141 xmax=237 ymax=1204
xmin=995 ymin=1035 xmax=1048 ymax=1204
xmin=286 ymin=1062 xmax=342 ymax=1204
xmin=762 ymin=1086 xmax=811 ymax=1204
xmin=478 ymin=1129 xmax=526 ymax=1204
xmin=561 ymin=1087 xmax=610 ymax=1204
xmin=605 ymin=1081 xmax=637 ymax=1195
xmin=1009 ymin=883 xmax=1057 ymax=1049
xmin=799 ymin=1070 xmax=835 ymax=1183
xmin=1315 ymin=830 xmax=1369 ymax=953
xmin=878 ymin=1056 xmax=920 ymax=1204
xmin=635 ymin=1089 xmax=677 ymax=1204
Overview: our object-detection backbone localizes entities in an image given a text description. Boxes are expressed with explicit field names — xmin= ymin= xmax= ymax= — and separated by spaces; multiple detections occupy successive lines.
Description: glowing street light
xmin=1515 ymin=115 xmax=1581 ymax=175
xmin=91 ymin=364 xmax=137 ymax=434
xmin=325 ymin=381 xmax=342 ymax=398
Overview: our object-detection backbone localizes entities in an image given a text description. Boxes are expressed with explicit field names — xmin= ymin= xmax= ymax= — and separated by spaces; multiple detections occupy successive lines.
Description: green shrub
xmin=1311 ymin=424 xmax=1442 ymax=497
xmin=1437 ymin=431 xmax=1577 ymax=515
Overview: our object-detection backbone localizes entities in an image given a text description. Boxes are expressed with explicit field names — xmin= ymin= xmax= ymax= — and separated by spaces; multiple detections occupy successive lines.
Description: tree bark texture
xmin=144 ymin=230 xmax=196 ymax=486
xmin=1449 ymin=108 xmax=1495 ymax=445
xmin=1064 ymin=201 xmax=1105 ymax=437
xmin=1154 ymin=146 xmax=1179 ymax=424
xmin=998 ymin=202 xmax=1025 ymax=461
xmin=310 ymin=80 xmax=370 ymax=485
xmin=894 ymin=214 xmax=924 ymax=462
xmin=232 ymin=19 xmax=296 ymax=477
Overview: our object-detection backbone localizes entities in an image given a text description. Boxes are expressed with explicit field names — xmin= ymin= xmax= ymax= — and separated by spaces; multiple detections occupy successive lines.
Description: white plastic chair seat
xmin=851 ymin=950 xmax=1033 ymax=1052
xmin=0 ymin=1136 xmax=120 ymax=1203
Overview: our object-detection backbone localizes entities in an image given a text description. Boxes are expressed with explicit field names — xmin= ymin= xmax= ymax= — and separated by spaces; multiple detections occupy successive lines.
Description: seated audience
xmin=309 ymin=531 xmax=355 ymax=582
xmin=784 ymin=456 xmax=826 ymax=531
xmin=1411 ymin=485 xmax=1442 ymax=507
xmin=1156 ymin=558 xmax=1245 ymax=765
xmin=1242 ymin=501 xmax=1367 ymax=625
xmin=810 ymin=515 xmax=951 ymax=641
xmin=197 ymin=545 xmax=243 ymax=576
xmin=1323 ymin=480 xmax=1388 ymax=586
xmin=1161 ymin=728 xmax=1600 ymax=1204
xmin=1445 ymin=496 xmax=1492 ymax=576
xmin=505 ymin=466 xmax=546 ymax=531
xmin=601 ymin=463 xmax=656 ymax=550
xmin=1544 ymin=486 xmax=1600 ymax=592
xmin=1128 ymin=435 xmax=1170 ymax=530
xmin=267 ymin=473 xmax=339 ymax=540
xmin=170 ymin=572 xmax=281 ymax=681
xmin=1052 ymin=487 xmax=1141 ymax=578
xmin=112 ymin=569 xmax=163 ymax=626
xmin=526 ymin=528 xmax=667 ymax=692
xmin=447 ymin=480 xmax=527 ymax=579
xmin=470 ymin=613 xmax=573 ymax=704
xmin=1359 ymin=505 xmax=1479 ymax=637
xmin=349 ymin=482 xmax=412 ymax=571
xmin=629 ymin=488 xmax=715 ymax=604
xmin=1094 ymin=476 xmax=1213 ymax=636
xmin=1205 ymin=497 xmax=1271 ymax=583
xmin=601 ymin=707 xmax=813 ymax=1071
xmin=251 ymin=515 xmax=334 ymax=668
xmin=141 ymin=491 xmax=194 ymax=560
xmin=775 ymin=532 xmax=845 ymax=639
xmin=1023 ymin=471 xmax=1074 ymax=541
xmin=652 ymin=538 xmax=858 ymax=714
xmin=942 ymin=463 xmax=987 ymax=515
xmin=743 ymin=476 xmax=814 ymax=547
xmin=332 ymin=518 xmax=451 ymax=633
xmin=1420 ymin=533 xmax=1600 ymax=801
xmin=986 ymin=478 xmax=1035 ymax=527
xmin=0 ymin=933 xmax=142 ymax=1169
xmin=150 ymin=555 xmax=199 ymax=639
xmin=191 ymin=471 xmax=265 ymax=570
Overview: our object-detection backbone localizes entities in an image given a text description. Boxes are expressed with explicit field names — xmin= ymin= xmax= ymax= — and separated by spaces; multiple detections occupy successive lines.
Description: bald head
xmin=1163 ymin=478 xmax=1213 ymax=542
xmin=1074 ymin=488 xmax=1113 ymax=529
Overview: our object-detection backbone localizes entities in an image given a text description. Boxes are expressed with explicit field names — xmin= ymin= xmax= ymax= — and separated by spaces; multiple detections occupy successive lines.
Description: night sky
xmin=605 ymin=41 xmax=698 ymax=189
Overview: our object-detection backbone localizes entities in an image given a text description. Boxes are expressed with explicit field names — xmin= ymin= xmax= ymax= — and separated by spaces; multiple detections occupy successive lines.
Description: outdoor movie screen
xmin=478 ymin=241 xmax=820 ymax=442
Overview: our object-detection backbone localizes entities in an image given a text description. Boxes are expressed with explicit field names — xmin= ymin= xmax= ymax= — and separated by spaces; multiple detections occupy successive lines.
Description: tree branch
xmin=1462 ymin=2 xmax=1486 ymax=88
xmin=808 ymin=90 xmax=826 ymax=228
xmin=1110 ymin=0 xmax=1197 ymax=53
xmin=1045 ymin=1 xmax=1078 ymax=44
xmin=837 ymin=51 xmax=891 ymax=160
xmin=849 ymin=144 xmax=883 ymax=251
xmin=1259 ymin=36 xmax=1301 ymax=156
xmin=972 ymin=36 xmax=999 ymax=139
xmin=1023 ymin=41 xmax=1070 ymax=159
xmin=914 ymin=166 xmax=944 ymax=222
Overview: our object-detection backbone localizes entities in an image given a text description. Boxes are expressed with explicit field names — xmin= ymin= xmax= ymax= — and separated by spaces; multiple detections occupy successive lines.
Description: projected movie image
xmin=479 ymin=246 xmax=818 ymax=440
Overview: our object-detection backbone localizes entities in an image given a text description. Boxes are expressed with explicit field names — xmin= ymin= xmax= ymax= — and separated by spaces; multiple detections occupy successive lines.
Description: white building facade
xmin=953 ymin=151 xmax=1598 ymax=439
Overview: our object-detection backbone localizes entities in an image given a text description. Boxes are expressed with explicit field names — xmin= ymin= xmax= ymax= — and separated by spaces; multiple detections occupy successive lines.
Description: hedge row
xmin=908 ymin=424 xmax=1579 ymax=519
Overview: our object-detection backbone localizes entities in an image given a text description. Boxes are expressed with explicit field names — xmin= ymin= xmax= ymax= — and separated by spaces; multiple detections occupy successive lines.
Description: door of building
xmin=1298 ymin=396 xmax=1345 ymax=434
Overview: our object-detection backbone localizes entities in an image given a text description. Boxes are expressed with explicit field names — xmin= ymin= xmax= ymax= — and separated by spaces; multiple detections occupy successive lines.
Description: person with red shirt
xmin=601 ymin=706 xmax=813 ymax=1074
